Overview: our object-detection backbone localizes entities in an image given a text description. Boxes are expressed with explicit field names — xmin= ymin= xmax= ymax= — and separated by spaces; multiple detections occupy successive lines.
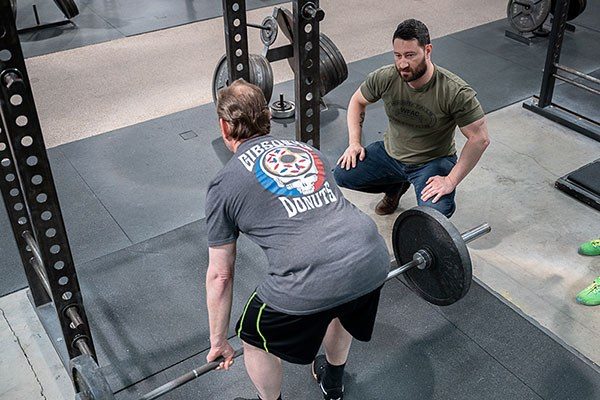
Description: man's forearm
xmin=206 ymin=273 xmax=234 ymax=344
xmin=347 ymin=99 xmax=366 ymax=145
xmin=447 ymin=138 xmax=489 ymax=186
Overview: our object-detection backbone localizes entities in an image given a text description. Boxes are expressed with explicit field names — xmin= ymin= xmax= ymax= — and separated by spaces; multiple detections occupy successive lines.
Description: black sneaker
xmin=311 ymin=355 xmax=344 ymax=400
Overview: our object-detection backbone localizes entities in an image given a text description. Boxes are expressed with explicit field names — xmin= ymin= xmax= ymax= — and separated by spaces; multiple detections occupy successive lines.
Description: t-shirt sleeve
xmin=450 ymin=86 xmax=485 ymax=127
xmin=360 ymin=69 xmax=387 ymax=103
xmin=205 ymin=181 xmax=239 ymax=247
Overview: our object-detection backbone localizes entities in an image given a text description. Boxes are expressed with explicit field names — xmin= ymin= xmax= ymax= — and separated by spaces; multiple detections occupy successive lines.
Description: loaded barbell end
xmin=386 ymin=223 xmax=490 ymax=282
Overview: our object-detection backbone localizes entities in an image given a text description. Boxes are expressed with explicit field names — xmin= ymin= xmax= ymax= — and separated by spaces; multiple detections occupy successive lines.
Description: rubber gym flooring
xmin=15 ymin=0 xmax=289 ymax=58
xmin=35 ymin=219 xmax=600 ymax=399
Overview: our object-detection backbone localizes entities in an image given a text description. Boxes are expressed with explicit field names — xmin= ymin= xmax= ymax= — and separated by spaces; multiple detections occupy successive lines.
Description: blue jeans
xmin=334 ymin=141 xmax=457 ymax=217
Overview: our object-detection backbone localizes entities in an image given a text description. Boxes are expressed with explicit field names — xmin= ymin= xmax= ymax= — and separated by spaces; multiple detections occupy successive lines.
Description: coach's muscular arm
xmin=338 ymin=89 xmax=372 ymax=169
xmin=421 ymin=116 xmax=490 ymax=203
xmin=206 ymin=242 xmax=237 ymax=370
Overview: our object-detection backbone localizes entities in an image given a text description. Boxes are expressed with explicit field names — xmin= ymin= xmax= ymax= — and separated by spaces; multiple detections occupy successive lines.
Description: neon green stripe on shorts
xmin=256 ymin=303 xmax=269 ymax=352
xmin=237 ymin=292 xmax=257 ymax=338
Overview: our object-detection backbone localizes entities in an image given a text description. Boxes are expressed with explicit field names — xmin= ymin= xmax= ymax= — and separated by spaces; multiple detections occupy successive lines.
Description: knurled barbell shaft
xmin=139 ymin=348 xmax=244 ymax=400
xmin=386 ymin=223 xmax=490 ymax=281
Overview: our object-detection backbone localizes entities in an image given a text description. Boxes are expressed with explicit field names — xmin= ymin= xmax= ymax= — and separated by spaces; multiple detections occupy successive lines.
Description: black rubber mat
xmin=568 ymin=160 xmax=600 ymax=193
xmin=16 ymin=1 xmax=125 ymax=59
xmin=0 ymin=149 xmax=131 ymax=297
xmin=79 ymin=0 xmax=289 ymax=37
xmin=450 ymin=19 xmax=600 ymax=76
xmin=573 ymin=0 xmax=600 ymax=33
xmin=109 ymin=271 xmax=600 ymax=399
xmin=16 ymin=0 xmax=288 ymax=57
xmin=58 ymin=106 xmax=224 ymax=244
xmin=76 ymin=218 xmax=267 ymax=392
xmin=552 ymin=68 xmax=600 ymax=122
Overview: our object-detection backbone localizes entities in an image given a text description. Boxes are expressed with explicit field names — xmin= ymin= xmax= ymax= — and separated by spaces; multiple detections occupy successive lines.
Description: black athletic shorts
xmin=235 ymin=286 xmax=383 ymax=364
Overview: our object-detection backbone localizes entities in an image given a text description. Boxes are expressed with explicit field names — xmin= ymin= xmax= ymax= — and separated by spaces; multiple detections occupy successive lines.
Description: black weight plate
xmin=53 ymin=0 xmax=79 ymax=19
xmin=212 ymin=54 xmax=274 ymax=104
xmin=320 ymin=33 xmax=348 ymax=92
xmin=507 ymin=0 xmax=552 ymax=33
xmin=250 ymin=53 xmax=274 ymax=103
xmin=551 ymin=0 xmax=587 ymax=20
xmin=11 ymin=0 xmax=16 ymax=19
xmin=392 ymin=206 xmax=472 ymax=306
xmin=318 ymin=35 xmax=338 ymax=96
xmin=320 ymin=33 xmax=347 ymax=86
xmin=319 ymin=34 xmax=341 ymax=94
xmin=70 ymin=354 xmax=115 ymax=400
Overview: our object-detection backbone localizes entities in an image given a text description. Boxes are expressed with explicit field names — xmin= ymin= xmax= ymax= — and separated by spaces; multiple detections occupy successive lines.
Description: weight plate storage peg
xmin=212 ymin=54 xmax=274 ymax=104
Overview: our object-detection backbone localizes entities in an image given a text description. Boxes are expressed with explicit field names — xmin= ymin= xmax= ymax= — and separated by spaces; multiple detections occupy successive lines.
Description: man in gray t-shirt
xmin=205 ymin=80 xmax=389 ymax=400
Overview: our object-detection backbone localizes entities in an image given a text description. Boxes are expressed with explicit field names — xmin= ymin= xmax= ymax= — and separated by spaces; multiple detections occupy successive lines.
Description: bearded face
xmin=393 ymin=39 xmax=430 ymax=83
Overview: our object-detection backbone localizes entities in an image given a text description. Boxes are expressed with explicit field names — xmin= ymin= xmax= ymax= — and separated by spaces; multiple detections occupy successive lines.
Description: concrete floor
xmin=24 ymin=0 xmax=505 ymax=148
xmin=345 ymin=103 xmax=600 ymax=368
xmin=2 ymin=1 xmax=599 ymax=399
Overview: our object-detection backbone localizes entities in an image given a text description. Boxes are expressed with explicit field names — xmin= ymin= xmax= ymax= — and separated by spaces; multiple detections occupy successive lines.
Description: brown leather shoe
xmin=374 ymin=183 xmax=410 ymax=215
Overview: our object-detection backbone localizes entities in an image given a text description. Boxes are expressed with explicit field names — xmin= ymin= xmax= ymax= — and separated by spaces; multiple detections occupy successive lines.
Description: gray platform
xmin=0 ymin=149 xmax=132 ymax=297
xmin=32 ymin=218 xmax=600 ymax=399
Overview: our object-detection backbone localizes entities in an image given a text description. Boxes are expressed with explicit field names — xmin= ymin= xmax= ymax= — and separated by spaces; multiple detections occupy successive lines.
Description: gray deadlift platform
xmin=35 ymin=217 xmax=600 ymax=399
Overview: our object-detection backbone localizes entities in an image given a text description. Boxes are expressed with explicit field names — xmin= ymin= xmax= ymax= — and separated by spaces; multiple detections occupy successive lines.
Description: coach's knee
xmin=333 ymin=165 xmax=353 ymax=189
xmin=421 ymin=196 xmax=456 ymax=218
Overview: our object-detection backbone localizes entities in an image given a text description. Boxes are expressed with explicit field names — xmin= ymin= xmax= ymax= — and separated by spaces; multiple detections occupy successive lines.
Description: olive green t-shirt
xmin=360 ymin=64 xmax=485 ymax=164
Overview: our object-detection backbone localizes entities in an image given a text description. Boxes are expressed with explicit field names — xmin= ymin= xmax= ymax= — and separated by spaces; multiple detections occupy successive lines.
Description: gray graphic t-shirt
xmin=206 ymin=135 xmax=389 ymax=315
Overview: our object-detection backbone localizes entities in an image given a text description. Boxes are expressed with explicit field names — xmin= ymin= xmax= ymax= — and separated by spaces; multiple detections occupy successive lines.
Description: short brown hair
xmin=393 ymin=19 xmax=430 ymax=47
xmin=216 ymin=79 xmax=271 ymax=141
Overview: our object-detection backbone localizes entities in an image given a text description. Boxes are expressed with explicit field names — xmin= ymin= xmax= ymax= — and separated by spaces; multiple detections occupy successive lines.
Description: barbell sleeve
xmin=461 ymin=223 xmax=491 ymax=244
xmin=387 ymin=223 xmax=490 ymax=281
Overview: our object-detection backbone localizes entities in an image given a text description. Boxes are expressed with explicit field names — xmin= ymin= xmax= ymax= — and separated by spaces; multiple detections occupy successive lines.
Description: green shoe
xmin=576 ymin=277 xmax=600 ymax=306
xmin=578 ymin=239 xmax=600 ymax=256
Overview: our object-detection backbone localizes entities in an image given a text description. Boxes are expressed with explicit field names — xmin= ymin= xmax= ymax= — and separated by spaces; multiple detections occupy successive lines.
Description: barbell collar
xmin=387 ymin=223 xmax=490 ymax=281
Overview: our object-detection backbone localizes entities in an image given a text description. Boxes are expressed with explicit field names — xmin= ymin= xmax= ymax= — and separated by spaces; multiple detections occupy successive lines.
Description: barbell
xmin=69 ymin=206 xmax=490 ymax=400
